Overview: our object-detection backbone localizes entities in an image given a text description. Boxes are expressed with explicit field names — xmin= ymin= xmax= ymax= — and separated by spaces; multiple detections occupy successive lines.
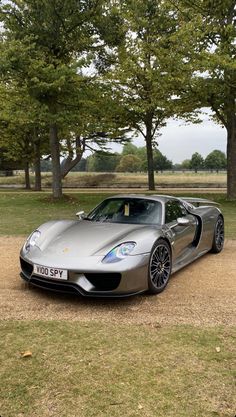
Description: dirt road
xmin=0 ymin=237 xmax=235 ymax=326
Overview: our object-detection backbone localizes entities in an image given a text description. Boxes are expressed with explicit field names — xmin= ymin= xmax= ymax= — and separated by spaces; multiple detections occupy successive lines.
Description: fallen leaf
xmin=21 ymin=350 xmax=32 ymax=358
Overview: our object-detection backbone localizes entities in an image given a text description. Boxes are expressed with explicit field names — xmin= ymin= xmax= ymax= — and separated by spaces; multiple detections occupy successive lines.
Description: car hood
xmin=36 ymin=219 xmax=159 ymax=257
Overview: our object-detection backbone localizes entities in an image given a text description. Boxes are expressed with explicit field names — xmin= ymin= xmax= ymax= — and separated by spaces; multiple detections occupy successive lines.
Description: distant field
xmin=0 ymin=171 xmax=227 ymax=188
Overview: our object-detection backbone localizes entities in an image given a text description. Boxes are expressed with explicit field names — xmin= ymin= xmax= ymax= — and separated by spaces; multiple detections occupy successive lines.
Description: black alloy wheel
xmin=211 ymin=216 xmax=224 ymax=253
xmin=148 ymin=239 xmax=172 ymax=294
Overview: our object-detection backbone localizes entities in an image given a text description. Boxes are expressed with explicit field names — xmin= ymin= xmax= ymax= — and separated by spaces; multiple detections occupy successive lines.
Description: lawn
xmin=0 ymin=190 xmax=235 ymax=417
xmin=0 ymin=321 xmax=235 ymax=417
xmin=0 ymin=191 xmax=235 ymax=238
xmin=0 ymin=192 xmax=109 ymax=236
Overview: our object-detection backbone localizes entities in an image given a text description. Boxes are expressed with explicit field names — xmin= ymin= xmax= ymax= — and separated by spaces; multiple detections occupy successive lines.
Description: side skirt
xmin=171 ymin=248 xmax=209 ymax=274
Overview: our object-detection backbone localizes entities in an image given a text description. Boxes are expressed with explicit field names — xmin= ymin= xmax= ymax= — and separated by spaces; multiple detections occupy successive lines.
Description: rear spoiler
xmin=180 ymin=197 xmax=220 ymax=207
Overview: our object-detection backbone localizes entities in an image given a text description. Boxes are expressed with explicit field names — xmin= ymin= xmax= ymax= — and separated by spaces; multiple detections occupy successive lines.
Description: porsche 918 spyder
xmin=20 ymin=195 xmax=224 ymax=297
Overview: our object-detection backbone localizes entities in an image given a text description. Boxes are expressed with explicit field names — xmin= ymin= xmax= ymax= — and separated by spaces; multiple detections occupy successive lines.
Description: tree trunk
xmin=60 ymin=135 xmax=85 ymax=179
xmin=49 ymin=123 xmax=63 ymax=198
xmin=61 ymin=153 xmax=82 ymax=179
xmin=145 ymin=116 xmax=155 ymax=191
xmin=34 ymin=138 xmax=41 ymax=191
xmin=227 ymin=113 xmax=236 ymax=199
xmin=24 ymin=162 xmax=31 ymax=189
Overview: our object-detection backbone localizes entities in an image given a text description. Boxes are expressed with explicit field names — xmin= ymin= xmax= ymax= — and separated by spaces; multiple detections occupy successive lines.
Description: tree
xmin=122 ymin=143 xmax=140 ymax=156
xmin=0 ymin=146 xmax=24 ymax=176
xmin=189 ymin=152 xmax=204 ymax=173
xmin=1 ymin=0 xmax=126 ymax=198
xmin=153 ymin=150 xmax=173 ymax=172
xmin=181 ymin=159 xmax=191 ymax=170
xmin=120 ymin=143 xmax=172 ymax=172
xmin=205 ymin=150 xmax=227 ymax=172
xmin=116 ymin=154 xmax=142 ymax=172
xmin=108 ymin=0 xmax=195 ymax=190
xmin=86 ymin=152 xmax=121 ymax=172
xmin=175 ymin=0 xmax=236 ymax=198
xmin=0 ymin=81 xmax=49 ymax=189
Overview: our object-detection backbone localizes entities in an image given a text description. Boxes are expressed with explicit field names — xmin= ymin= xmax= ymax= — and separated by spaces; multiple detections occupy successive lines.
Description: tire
xmin=148 ymin=239 xmax=172 ymax=294
xmin=211 ymin=215 xmax=224 ymax=254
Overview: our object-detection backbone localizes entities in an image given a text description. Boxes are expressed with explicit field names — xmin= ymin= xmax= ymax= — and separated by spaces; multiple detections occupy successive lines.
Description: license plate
xmin=33 ymin=264 xmax=68 ymax=280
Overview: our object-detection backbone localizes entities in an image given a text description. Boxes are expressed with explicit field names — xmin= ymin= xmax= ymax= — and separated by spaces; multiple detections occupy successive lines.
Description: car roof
xmin=104 ymin=194 xmax=179 ymax=204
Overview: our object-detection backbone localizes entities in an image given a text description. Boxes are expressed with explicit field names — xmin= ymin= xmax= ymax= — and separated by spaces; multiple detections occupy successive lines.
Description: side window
xmin=165 ymin=201 xmax=187 ymax=223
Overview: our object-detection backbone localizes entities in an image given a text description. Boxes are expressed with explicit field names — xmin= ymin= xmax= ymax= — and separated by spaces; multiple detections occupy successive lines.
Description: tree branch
xmin=208 ymin=96 xmax=227 ymax=127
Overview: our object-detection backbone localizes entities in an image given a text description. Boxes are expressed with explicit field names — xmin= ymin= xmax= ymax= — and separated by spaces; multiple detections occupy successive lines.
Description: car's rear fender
xmin=190 ymin=206 xmax=223 ymax=251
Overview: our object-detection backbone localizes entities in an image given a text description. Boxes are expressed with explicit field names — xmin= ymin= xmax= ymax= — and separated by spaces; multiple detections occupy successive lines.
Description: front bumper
xmin=19 ymin=252 xmax=149 ymax=297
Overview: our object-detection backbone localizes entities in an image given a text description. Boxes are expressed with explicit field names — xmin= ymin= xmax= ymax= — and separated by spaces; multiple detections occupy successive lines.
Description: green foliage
xmin=122 ymin=143 xmax=140 ymax=156
xmin=153 ymin=150 xmax=173 ymax=172
xmin=0 ymin=82 xmax=45 ymax=161
xmin=106 ymin=0 xmax=197 ymax=189
xmin=181 ymin=159 xmax=191 ymax=170
xmin=177 ymin=0 xmax=236 ymax=130
xmin=205 ymin=150 xmax=227 ymax=172
xmin=86 ymin=152 xmax=121 ymax=172
xmin=116 ymin=154 xmax=142 ymax=172
xmin=120 ymin=143 xmax=172 ymax=172
xmin=0 ymin=0 xmax=235 ymax=196
xmin=0 ymin=0 xmax=132 ymax=196
xmin=175 ymin=0 xmax=236 ymax=197
xmin=189 ymin=152 xmax=205 ymax=172
xmin=120 ymin=143 xmax=173 ymax=172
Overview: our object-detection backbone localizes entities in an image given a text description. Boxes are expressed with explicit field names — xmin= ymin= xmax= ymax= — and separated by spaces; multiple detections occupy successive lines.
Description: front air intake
xmin=20 ymin=258 xmax=33 ymax=278
xmin=84 ymin=273 xmax=121 ymax=291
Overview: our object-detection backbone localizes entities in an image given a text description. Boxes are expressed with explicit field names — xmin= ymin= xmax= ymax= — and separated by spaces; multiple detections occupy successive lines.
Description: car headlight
xmin=24 ymin=230 xmax=41 ymax=252
xmin=102 ymin=242 xmax=136 ymax=263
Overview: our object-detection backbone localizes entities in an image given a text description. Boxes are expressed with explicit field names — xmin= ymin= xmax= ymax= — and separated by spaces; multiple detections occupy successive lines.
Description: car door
xmin=165 ymin=200 xmax=197 ymax=259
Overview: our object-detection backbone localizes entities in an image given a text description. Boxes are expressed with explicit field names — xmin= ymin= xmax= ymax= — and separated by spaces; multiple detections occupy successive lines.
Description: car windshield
xmin=86 ymin=198 xmax=162 ymax=225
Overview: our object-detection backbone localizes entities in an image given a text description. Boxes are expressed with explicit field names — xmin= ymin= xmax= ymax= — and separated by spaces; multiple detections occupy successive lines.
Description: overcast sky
xmin=143 ymin=116 xmax=226 ymax=164
xmin=111 ymin=109 xmax=227 ymax=164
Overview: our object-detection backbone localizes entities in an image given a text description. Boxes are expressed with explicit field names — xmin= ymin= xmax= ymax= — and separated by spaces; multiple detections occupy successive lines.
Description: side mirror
xmin=177 ymin=217 xmax=190 ymax=226
xmin=76 ymin=211 xmax=85 ymax=220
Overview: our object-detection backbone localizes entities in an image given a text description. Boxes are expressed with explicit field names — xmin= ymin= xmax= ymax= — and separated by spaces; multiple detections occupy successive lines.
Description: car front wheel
xmin=148 ymin=239 xmax=172 ymax=294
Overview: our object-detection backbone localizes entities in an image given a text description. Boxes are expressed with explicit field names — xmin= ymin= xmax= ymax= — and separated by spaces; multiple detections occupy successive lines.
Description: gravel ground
xmin=0 ymin=237 xmax=235 ymax=326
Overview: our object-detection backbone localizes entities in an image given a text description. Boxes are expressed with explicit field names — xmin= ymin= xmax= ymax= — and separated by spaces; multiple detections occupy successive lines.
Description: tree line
xmin=0 ymin=0 xmax=235 ymax=198
xmin=39 ymin=146 xmax=227 ymax=174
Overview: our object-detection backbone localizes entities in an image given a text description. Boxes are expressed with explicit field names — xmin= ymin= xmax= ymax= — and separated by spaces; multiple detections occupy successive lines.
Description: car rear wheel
xmin=211 ymin=216 xmax=224 ymax=253
xmin=148 ymin=239 xmax=172 ymax=294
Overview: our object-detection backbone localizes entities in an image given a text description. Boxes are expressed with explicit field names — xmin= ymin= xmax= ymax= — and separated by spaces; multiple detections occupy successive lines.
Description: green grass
xmin=0 ymin=192 xmax=109 ymax=235
xmin=0 ymin=191 xmax=235 ymax=238
xmin=0 ymin=321 xmax=235 ymax=417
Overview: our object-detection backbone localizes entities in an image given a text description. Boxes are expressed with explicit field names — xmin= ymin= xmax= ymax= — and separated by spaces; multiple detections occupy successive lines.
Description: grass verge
xmin=0 ymin=321 xmax=235 ymax=417
xmin=0 ymin=191 xmax=235 ymax=238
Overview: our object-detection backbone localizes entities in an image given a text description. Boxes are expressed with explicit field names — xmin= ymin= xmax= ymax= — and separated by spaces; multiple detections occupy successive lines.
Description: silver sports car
xmin=20 ymin=195 xmax=224 ymax=297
